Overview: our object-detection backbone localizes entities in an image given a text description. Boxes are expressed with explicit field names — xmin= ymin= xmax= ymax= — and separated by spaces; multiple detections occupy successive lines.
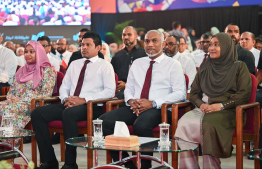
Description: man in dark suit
xmin=67 ymin=28 xmax=104 ymax=68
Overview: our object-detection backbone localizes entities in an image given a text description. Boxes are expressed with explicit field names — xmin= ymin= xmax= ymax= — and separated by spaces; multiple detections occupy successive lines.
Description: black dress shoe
xmin=61 ymin=163 xmax=78 ymax=169
xmin=34 ymin=161 xmax=59 ymax=169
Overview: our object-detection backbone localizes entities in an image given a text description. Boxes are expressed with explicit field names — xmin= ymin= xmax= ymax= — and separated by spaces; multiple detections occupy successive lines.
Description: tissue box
xmin=104 ymin=135 xmax=140 ymax=147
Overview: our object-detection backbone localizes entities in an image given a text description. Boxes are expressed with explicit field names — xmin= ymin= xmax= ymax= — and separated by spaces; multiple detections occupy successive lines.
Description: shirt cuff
xmin=154 ymin=98 xmax=163 ymax=109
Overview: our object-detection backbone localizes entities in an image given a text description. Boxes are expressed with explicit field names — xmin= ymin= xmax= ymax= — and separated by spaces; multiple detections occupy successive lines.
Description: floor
xmin=14 ymin=143 xmax=255 ymax=169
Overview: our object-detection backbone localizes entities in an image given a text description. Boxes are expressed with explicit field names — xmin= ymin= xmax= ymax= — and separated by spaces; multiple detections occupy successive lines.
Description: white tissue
xmin=113 ymin=121 xmax=130 ymax=137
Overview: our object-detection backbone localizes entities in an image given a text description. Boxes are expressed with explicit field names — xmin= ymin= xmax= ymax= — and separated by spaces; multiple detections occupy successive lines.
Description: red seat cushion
xmin=48 ymin=121 xmax=87 ymax=129
xmin=128 ymin=126 xmax=160 ymax=135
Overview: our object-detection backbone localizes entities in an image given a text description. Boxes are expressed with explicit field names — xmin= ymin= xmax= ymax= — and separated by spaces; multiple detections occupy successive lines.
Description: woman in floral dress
xmin=0 ymin=41 xmax=56 ymax=146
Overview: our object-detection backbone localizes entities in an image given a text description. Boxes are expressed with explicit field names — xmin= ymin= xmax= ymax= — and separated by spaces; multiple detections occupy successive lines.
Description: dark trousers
xmin=0 ymin=82 xmax=10 ymax=95
xmin=256 ymin=89 xmax=262 ymax=107
xmin=259 ymin=125 xmax=262 ymax=168
xmin=31 ymin=104 xmax=102 ymax=165
xmin=99 ymin=106 xmax=171 ymax=169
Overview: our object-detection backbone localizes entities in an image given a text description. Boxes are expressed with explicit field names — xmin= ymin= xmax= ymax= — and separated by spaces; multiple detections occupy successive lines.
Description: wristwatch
xmin=152 ymin=100 xmax=157 ymax=108
xmin=220 ymin=103 xmax=224 ymax=110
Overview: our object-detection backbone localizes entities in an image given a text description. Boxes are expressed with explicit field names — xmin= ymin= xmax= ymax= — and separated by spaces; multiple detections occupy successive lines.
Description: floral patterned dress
xmin=0 ymin=67 xmax=56 ymax=146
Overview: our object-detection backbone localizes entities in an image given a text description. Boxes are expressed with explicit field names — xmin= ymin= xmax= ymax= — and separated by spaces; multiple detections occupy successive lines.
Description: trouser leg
xmin=133 ymin=108 xmax=171 ymax=169
xmin=100 ymin=106 xmax=136 ymax=168
xmin=179 ymin=149 xmax=199 ymax=169
xmin=63 ymin=104 xmax=102 ymax=165
xmin=31 ymin=104 xmax=65 ymax=163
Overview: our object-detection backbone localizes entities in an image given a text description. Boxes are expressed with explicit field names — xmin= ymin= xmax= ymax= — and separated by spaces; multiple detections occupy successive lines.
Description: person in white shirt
xmin=240 ymin=32 xmax=260 ymax=67
xmin=37 ymin=36 xmax=60 ymax=71
xmin=31 ymin=31 xmax=115 ymax=169
xmin=100 ymin=30 xmax=186 ymax=169
xmin=56 ymin=38 xmax=72 ymax=67
xmin=191 ymin=34 xmax=212 ymax=67
xmin=0 ymin=32 xmax=17 ymax=95
xmin=164 ymin=35 xmax=196 ymax=92
xmin=16 ymin=47 xmax=26 ymax=67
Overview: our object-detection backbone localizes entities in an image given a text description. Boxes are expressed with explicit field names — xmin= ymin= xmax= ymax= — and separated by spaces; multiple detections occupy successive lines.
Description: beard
xmin=124 ymin=39 xmax=135 ymax=46
xmin=164 ymin=50 xmax=175 ymax=57
xmin=57 ymin=47 xmax=66 ymax=54
xmin=231 ymin=35 xmax=239 ymax=44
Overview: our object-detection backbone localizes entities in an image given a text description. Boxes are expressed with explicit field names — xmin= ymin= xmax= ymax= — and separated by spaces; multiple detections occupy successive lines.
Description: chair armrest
xmin=0 ymin=95 xmax=6 ymax=101
xmin=39 ymin=96 xmax=61 ymax=106
xmin=86 ymin=98 xmax=118 ymax=137
xmin=161 ymin=102 xmax=178 ymax=123
xmin=171 ymin=100 xmax=192 ymax=136
xmin=106 ymin=99 xmax=124 ymax=112
xmin=236 ymin=102 xmax=260 ymax=138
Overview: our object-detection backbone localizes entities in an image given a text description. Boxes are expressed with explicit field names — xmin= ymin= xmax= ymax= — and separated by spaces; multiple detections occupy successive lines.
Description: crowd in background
xmin=0 ymin=0 xmax=91 ymax=26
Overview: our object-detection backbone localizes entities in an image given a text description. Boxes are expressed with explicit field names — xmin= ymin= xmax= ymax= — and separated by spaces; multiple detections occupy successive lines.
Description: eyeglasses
xmin=165 ymin=43 xmax=177 ymax=47
xmin=200 ymin=41 xmax=210 ymax=44
xmin=42 ymin=45 xmax=50 ymax=48
xmin=179 ymin=43 xmax=186 ymax=46
xmin=56 ymin=43 xmax=66 ymax=46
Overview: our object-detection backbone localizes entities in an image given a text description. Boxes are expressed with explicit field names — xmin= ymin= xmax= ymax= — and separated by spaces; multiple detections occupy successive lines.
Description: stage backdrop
xmin=91 ymin=0 xmax=262 ymax=13
xmin=91 ymin=6 xmax=260 ymax=43
xmin=1 ymin=25 xmax=90 ymax=45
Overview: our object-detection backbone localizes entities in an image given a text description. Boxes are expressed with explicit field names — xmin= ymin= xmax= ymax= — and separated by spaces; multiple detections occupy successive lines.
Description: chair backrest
xmin=243 ymin=73 xmax=257 ymax=133
xmin=59 ymin=65 xmax=66 ymax=75
xmin=114 ymin=73 xmax=118 ymax=96
xmin=184 ymin=74 xmax=189 ymax=91
xmin=52 ymin=71 xmax=64 ymax=96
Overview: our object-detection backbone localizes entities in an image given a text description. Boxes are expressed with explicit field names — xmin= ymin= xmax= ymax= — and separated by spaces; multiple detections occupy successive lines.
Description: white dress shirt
xmin=17 ymin=55 xmax=26 ymax=67
xmin=0 ymin=46 xmax=17 ymax=84
xmin=47 ymin=53 xmax=60 ymax=71
xmin=59 ymin=56 xmax=115 ymax=103
xmin=190 ymin=50 xmax=206 ymax=67
xmin=56 ymin=50 xmax=72 ymax=65
xmin=125 ymin=54 xmax=186 ymax=109
xmin=250 ymin=47 xmax=260 ymax=67
xmin=172 ymin=53 xmax=196 ymax=92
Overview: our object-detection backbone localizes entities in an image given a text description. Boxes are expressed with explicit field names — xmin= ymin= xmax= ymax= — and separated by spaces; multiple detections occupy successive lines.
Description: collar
xmin=84 ymin=55 xmax=98 ymax=63
xmin=124 ymin=44 xmax=140 ymax=52
xmin=147 ymin=53 xmax=165 ymax=63
xmin=250 ymin=47 xmax=256 ymax=52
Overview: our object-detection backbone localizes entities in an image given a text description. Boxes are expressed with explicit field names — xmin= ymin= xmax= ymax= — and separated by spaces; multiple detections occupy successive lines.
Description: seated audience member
xmin=111 ymin=26 xmax=146 ymax=100
xmin=178 ymin=37 xmax=192 ymax=56
xmin=56 ymin=38 xmax=72 ymax=67
xmin=67 ymin=28 xmax=104 ymax=68
xmin=0 ymin=34 xmax=17 ymax=95
xmin=210 ymin=26 xmax=220 ymax=35
xmin=101 ymin=42 xmax=111 ymax=62
xmin=3 ymin=41 xmax=15 ymax=53
xmin=0 ymin=41 xmax=56 ymax=146
xmin=16 ymin=47 xmax=26 ymax=67
xmin=255 ymin=51 xmax=262 ymax=106
xmin=31 ymin=31 xmax=115 ymax=169
xmin=169 ymin=21 xmax=185 ymax=38
xmin=100 ymin=30 xmax=186 ymax=169
xmin=16 ymin=47 xmax=24 ymax=57
xmin=164 ymin=35 xmax=196 ymax=92
xmin=68 ymin=44 xmax=78 ymax=53
xmin=15 ymin=44 xmax=23 ymax=54
xmin=181 ymin=28 xmax=193 ymax=51
xmin=188 ymin=28 xmax=197 ymax=50
xmin=191 ymin=33 xmax=211 ymax=67
xmin=255 ymin=37 xmax=262 ymax=51
xmin=109 ymin=43 xmax=118 ymax=56
xmin=240 ymin=32 xmax=260 ymax=67
xmin=37 ymin=36 xmax=60 ymax=71
xmin=225 ymin=23 xmax=255 ymax=74
xmin=175 ymin=33 xmax=251 ymax=168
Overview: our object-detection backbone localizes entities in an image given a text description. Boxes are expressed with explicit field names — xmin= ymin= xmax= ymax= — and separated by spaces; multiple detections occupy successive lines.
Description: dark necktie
xmin=203 ymin=53 xmax=208 ymax=62
xmin=140 ymin=61 xmax=155 ymax=99
xmin=73 ymin=60 xmax=90 ymax=96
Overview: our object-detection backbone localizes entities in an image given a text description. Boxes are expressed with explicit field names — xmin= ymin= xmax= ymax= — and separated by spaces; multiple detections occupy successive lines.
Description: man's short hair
xmin=201 ymin=33 xmax=212 ymax=40
xmin=255 ymin=37 xmax=262 ymax=44
xmin=243 ymin=32 xmax=255 ymax=41
xmin=37 ymin=36 xmax=51 ymax=45
xmin=82 ymin=31 xmax=102 ymax=47
xmin=168 ymin=35 xmax=180 ymax=44
xmin=173 ymin=21 xmax=181 ymax=29
xmin=146 ymin=30 xmax=164 ymax=43
xmin=178 ymin=36 xmax=186 ymax=43
xmin=124 ymin=26 xmax=138 ymax=35
xmin=80 ymin=28 xmax=89 ymax=32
